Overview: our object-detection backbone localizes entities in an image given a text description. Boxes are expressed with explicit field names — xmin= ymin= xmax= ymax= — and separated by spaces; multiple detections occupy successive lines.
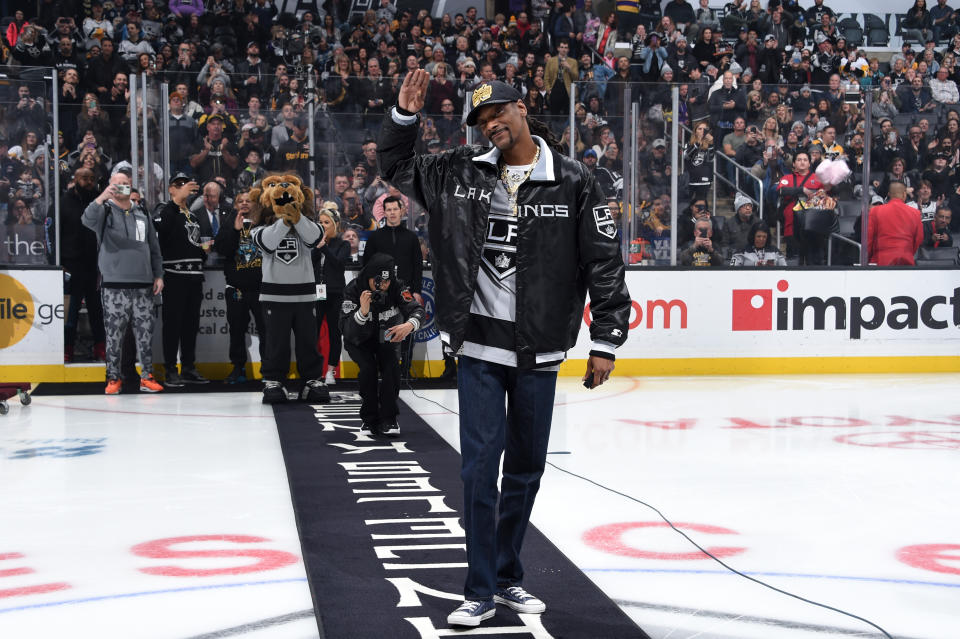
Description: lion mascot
xmin=249 ymin=175 xmax=330 ymax=404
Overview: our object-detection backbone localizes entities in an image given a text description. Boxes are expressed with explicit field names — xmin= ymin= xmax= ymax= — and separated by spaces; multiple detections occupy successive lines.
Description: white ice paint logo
xmin=275 ymin=235 xmax=299 ymax=265
xmin=593 ymin=205 xmax=617 ymax=239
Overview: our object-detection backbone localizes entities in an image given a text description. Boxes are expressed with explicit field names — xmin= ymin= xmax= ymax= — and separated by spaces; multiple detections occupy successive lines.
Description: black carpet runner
xmin=275 ymin=393 xmax=651 ymax=638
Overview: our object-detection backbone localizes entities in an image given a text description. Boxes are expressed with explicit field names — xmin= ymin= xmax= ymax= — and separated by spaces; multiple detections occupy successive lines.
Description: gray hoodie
xmin=82 ymin=199 xmax=163 ymax=287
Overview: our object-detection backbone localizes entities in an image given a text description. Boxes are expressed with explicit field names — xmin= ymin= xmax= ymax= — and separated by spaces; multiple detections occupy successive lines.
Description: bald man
xmin=868 ymin=182 xmax=924 ymax=265
xmin=82 ymin=171 xmax=165 ymax=393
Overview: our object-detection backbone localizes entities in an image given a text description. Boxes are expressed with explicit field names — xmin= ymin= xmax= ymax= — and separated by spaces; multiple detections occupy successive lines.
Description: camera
xmin=371 ymin=274 xmax=389 ymax=306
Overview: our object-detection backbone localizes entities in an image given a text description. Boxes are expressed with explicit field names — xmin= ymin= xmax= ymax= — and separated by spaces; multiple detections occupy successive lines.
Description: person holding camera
xmin=82 ymin=171 xmax=165 ymax=395
xmin=680 ymin=218 xmax=724 ymax=266
xmin=154 ymin=173 xmax=210 ymax=386
xmin=340 ymin=253 xmax=424 ymax=436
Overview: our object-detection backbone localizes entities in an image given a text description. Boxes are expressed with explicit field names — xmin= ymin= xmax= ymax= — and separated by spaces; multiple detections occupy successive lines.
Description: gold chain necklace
xmin=499 ymin=146 xmax=540 ymax=216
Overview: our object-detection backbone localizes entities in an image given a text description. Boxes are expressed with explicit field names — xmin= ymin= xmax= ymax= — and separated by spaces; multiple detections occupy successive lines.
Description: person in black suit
xmin=192 ymin=180 xmax=232 ymax=267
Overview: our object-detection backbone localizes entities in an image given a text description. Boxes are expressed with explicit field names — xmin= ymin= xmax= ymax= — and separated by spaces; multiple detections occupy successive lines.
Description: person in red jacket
xmin=868 ymin=182 xmax=924 ymax=265
xmin=6 ymin=11 xmax=28 ymax=47
xmin=777 ymin=150 xmax=822 ymax=258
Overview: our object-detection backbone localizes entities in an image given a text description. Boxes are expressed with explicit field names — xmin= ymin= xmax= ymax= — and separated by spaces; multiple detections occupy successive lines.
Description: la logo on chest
xmin=453 ymin=183 xmax=492 ymax=203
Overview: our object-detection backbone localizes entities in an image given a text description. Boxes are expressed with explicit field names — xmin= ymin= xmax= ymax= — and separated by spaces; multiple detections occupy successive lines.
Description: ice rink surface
xmin=2 ymin=373 xmax=958 ymax=638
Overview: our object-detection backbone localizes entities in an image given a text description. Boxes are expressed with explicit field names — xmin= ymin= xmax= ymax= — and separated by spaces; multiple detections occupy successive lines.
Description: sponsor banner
xmin=569 ymin=270 xmax=960 ymax=360
xmin=1 ymin=225 xmax=49 ymax=265
xmin=0 ymin=269 xmax=64 ymax=366
xmin=150 ymin=270 xmax=262 ymax=363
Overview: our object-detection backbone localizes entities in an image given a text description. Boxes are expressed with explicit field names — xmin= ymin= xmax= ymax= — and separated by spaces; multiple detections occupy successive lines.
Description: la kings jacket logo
xmin=593 ymin=204 xmax=617 ymax=239
xmin=482 ymin=214 xmax=517 ymax=280
xmin=275 ymin=235 xmax=300 ymax=265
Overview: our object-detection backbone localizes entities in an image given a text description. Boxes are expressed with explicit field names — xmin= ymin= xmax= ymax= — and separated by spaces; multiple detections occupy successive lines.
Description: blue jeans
xmin=456 ymin=356 xmax=558 ymax=601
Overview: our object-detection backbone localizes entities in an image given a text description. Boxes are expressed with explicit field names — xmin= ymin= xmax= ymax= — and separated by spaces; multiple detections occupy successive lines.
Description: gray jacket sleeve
xmin=82 ymin=200 xmax=107 ymax=238
xmin=146 ymin=212 xmax=163 ymax=279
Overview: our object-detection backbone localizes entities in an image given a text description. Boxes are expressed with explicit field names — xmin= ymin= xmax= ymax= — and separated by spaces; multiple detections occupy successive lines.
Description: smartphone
xmin=117 ymin=184 xmax=131 ymax=195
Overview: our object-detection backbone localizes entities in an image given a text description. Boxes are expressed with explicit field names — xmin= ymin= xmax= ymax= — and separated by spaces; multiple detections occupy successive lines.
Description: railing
xmin=2 ymin=71 xmax=912 ymax=270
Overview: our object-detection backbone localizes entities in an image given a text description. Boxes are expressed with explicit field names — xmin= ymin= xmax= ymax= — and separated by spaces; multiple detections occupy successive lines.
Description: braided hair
xmin=525 ymin=116 xmax=566 ymax=154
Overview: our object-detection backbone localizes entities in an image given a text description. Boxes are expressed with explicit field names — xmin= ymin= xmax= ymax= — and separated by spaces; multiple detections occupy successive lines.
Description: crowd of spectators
xmin=3 ymin=0 xmax=960 ymax=272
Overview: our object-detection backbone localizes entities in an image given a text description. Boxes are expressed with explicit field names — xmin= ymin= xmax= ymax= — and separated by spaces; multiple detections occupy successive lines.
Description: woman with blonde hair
xmin=761 ymin=117 xmax=783 ymax=147
xmin=312 ymin=203 xmax=351 ymax=384
xmin=685 ymin=120 xmax=715 ymax=200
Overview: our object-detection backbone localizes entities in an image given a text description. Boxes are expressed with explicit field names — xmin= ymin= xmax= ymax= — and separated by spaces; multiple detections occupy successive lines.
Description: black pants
xmin=162 ymin=276 xmax=203 ymax=371
xmin=316 ymin=294 xmax=343 ymax=368
xmin=345 ymin=338 xmax=400 ymax=424
xmin=226 ymin=286 xmax=266 ymax=367
xmin=261 ymin=301 xmax=323 ymax=383
xmin=64 ymin=267 xmax=104 ymax=347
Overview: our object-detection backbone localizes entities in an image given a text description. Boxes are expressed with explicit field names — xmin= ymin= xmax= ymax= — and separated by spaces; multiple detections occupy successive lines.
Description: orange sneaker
xmin=105 ymin=379 xmax=122 ymax=395
xmin=139 ymin=374 xmax=163 ymax=393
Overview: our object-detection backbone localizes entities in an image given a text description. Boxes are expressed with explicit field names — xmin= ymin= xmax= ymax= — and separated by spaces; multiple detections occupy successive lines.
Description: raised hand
xmin=398 ymin=68 xmax=429 ymax=114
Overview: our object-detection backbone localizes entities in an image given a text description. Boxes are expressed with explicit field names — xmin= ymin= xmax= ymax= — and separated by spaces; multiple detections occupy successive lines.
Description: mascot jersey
xmin=252 ymin=215 xmax=322 ymax=303
xmin=250 ymin=175 xmax=322 ymax=303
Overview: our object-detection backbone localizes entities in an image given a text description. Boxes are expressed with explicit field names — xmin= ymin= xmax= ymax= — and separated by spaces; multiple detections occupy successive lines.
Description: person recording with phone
xmin=82 ymin=171 xmax=165 ymax=395
xmin=189 ymin=113 xmax=240 ymax=185
xmin=154 ymin=173 xmax=209 ymax=387
xmin=339 ymin=253 xmax=424 ymax=437
xmin=214 ymin=188 xmax=266 ymax=384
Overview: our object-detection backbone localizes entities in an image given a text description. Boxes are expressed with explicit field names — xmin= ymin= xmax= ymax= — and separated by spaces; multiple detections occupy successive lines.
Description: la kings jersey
xmin=461 ymin=161 xmax=562 ymax=370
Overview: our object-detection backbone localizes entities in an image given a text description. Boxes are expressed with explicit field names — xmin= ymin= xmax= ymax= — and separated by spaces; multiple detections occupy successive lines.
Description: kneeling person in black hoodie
xmin=341 ymin=253 xmax=424 ymax=436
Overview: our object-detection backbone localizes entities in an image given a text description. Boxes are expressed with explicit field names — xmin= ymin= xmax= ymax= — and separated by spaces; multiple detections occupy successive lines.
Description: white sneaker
xmin=447 ymin=600 xmax=495 ymax=627
xmin=494 ymin=586 xmax=546 ymax=613
xmin=324 ymin=368 xmax=336 ymax=385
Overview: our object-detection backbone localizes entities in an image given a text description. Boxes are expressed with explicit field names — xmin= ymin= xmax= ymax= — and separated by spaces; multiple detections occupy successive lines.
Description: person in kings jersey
xmin=377 ymin=70 xmax=631 ymax=627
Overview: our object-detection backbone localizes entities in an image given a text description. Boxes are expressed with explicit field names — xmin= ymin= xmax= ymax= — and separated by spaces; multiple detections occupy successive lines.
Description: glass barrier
xmin=1 ymin=68 xmax=57 ymax=266
xmin=27 ymin=67 xmax=954 ymax=271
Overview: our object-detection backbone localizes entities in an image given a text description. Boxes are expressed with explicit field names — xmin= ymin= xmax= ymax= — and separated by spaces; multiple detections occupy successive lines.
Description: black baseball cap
xmin=466 ymin=80 xmax=522 ymax=126
xmin=360 ymin=252 xmax=395 ymax=283
xmin=169 ymin=172 xmax=194 ymax=186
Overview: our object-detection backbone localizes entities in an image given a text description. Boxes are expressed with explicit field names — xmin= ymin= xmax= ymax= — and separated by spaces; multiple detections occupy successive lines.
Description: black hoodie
xmin=361 ymin=222 xmax=423 ymax=293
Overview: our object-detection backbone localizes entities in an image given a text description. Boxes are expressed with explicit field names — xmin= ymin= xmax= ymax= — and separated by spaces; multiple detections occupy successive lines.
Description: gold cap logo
xmin=472 ymin=83 xmax=493 ymax=108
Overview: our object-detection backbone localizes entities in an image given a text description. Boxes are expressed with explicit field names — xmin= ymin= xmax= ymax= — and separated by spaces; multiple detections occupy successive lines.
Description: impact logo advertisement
xmin=732 ymin=279 xmax=960 ymax=339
